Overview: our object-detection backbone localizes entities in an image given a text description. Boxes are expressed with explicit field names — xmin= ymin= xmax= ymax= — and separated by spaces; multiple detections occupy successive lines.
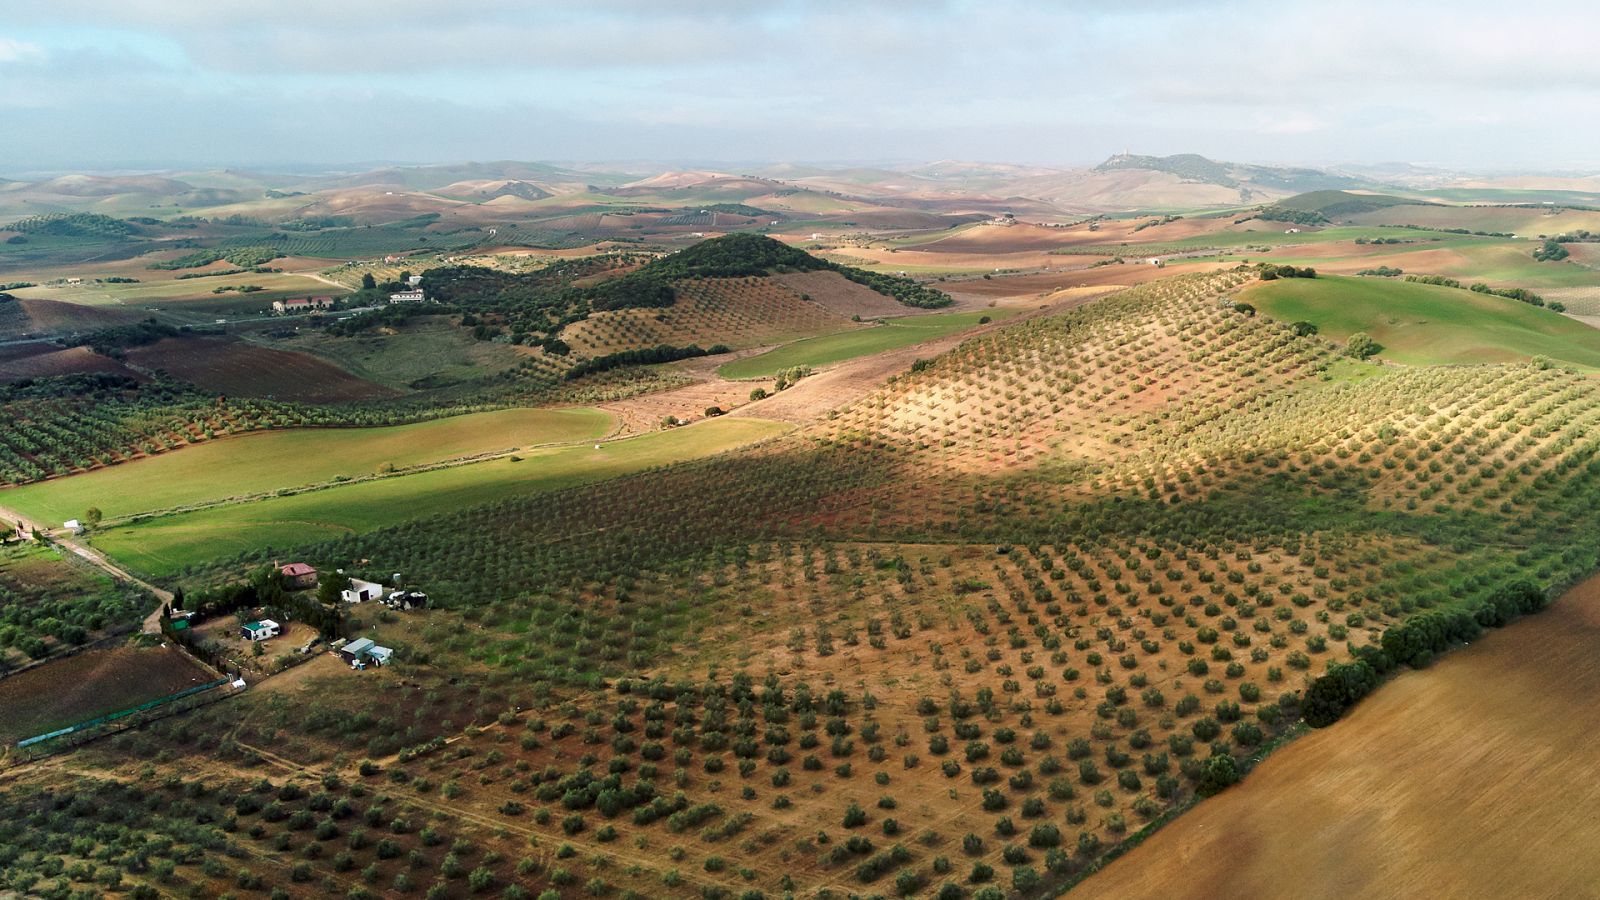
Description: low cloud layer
xmin=2 ymin=0 xmax=1596 ymax=172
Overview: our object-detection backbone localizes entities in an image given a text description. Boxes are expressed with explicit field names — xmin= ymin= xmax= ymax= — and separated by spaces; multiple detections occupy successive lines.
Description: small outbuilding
xmin=338 ymin=637 xmax=374 ymax=664
xmin=241 ymin=619 xmax=280 ymax=642
xmin=337 ymin=637 xmax=394 ymax=669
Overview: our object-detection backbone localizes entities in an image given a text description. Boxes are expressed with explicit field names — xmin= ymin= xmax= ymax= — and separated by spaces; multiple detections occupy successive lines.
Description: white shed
xmin=341 ymin=578 xmax=384 ymax=604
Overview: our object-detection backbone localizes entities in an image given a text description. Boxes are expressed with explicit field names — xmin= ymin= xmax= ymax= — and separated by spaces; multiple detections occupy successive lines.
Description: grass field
xmin=1244 ymin=274 xmax=1600 ymax=367
xmin=12 ymin=270 xmax=347 ymax=316
xmin=92 ymin=416 xmax=791 ymax=577
xmin=285 ymin=320 xmax=535 ymax=390
xmin=718 ymin=310 xmax=1014 ymax=379
xmin=1078 ymin=572 xmax=1600 ymax=899
xmin=0 ymin=407 xmax=613 ymax=525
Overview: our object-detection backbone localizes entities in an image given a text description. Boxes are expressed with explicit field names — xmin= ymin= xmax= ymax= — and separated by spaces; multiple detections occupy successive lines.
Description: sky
xmin=2 ymin=0 xmax=1598 ymax=174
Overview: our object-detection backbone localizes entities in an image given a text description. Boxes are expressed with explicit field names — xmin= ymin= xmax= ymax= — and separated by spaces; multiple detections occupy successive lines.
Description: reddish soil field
xmin=598 ymin=377 xmax=768 ymax=434
xmin=773 ymin=270 xmax=914 ymax=318
xmin=3 ymin=297 xmax=139 ymax=337
xmin=1079 ymin=573 xmax=1600 ymax=899
xmin=942 ymin=259 xmax=1231 ymax=305
xmin=0 ymin=644 xmax=215 ymax=744
xmin=0 ymin=345 xmax=139 ymax=381
xmin=125 ymin=336 xmax=399 ymax=404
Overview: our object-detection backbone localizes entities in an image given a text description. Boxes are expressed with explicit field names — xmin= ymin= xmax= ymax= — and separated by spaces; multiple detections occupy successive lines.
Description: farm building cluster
xmin=270 ymin=277 xmax=425 ymax=316
xmin=271 ymin=296 xmax=334 ymax=315
xmin=333 ymin=573 xmax=428 ymax=609
xmin=335 ymin=637 xmax=394 ymax=670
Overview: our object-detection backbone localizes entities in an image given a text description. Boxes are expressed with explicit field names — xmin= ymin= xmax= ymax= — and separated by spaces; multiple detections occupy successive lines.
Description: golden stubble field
xmin=1078 ymin=572 xmax=1600 ymax=899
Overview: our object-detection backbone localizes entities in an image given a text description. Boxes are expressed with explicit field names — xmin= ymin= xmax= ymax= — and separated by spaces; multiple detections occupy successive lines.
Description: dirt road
xmin=0 ymin=503 xmax=173 ymax=632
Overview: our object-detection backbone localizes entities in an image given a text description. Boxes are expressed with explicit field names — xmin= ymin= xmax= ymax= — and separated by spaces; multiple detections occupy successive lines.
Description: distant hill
xmin=437 ymin=179 xmax=554 ymax=202
xmin=311 ymin=161 xmax=602 ymax=192
xmin=24 ymin=174 xmax=197 ymax=197
xmin=578 ymin=233 xmax=946 ymax=313
xmin=1272 ymin=190 xmax=1425 ymax=218
xmin=1096 ymin=153 xmax=1371 ymax=195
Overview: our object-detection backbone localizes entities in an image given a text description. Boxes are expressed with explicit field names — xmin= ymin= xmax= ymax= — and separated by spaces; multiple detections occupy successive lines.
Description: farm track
xmin=0 ymin=501 xmax=173 ymax=630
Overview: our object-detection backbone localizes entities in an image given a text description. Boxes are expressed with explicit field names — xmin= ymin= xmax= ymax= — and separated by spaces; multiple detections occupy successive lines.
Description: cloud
xmin=3 ymin=1 xmax=1600 ymax=169
xmin=0 ymin=37 xmax=46 ymax=64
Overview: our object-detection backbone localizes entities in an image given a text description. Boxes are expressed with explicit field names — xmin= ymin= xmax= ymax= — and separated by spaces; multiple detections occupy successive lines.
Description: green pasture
xmin=1244 ymin=274 xmax=1600 ymax=369
xmin=286 ymin=321 xmax=535 ymax=390
xmin=89 ymin=417 xmax=792 ymax=578
xmin=718 ymin=310 xmax=1015 ymax=379
xmin=1 ymin=407 xmax=613 ymax=525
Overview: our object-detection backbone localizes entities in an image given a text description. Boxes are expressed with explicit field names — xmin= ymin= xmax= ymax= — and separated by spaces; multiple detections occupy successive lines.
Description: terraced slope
xmin=21 ymin=268 xmax=1600 ymax=899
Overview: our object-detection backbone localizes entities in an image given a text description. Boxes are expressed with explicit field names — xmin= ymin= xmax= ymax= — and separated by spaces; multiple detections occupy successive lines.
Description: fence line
xmin=16 ymin=677 xmax=231 ymax=748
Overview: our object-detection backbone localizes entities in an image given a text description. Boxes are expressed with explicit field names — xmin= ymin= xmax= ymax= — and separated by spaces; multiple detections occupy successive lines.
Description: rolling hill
xmin=1244 ymin=274 xmax=1600 ymax=368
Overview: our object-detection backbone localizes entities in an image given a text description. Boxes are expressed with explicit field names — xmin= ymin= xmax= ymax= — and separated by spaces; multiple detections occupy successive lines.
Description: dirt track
xmin=0 ymin=503 xmax=173 ymax=631
xmin=1078 ymin=572 xmax=1600 ymax=899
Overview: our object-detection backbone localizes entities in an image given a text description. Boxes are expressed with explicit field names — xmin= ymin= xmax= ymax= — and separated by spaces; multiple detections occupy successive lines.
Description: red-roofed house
xmin=280 ymin=562 xmax=318 ymax=590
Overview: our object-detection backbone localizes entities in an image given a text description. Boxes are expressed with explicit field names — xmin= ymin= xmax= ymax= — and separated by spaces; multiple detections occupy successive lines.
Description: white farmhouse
xmin=341 ymin=578 xmax=384 ymax=604
xmin=388 ymin=289 xmax=425 ymax=304
xmin=241 ymin=619 xmax=280 ymax=642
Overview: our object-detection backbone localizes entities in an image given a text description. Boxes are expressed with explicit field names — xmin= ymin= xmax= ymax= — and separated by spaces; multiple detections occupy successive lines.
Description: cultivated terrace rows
xmin=563 ymin=277 xmax=853 ymax=358
xmin=12 ymin=270 xmax=1600 ymax=898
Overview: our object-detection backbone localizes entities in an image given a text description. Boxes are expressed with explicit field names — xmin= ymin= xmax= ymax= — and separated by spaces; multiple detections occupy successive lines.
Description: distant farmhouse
xmin=387 ymin=289 xmax=425 ymax=304
xmin=341 ymin=578 xmax=384 ymax=604
xmin=272 ymin=296 xmax=333 ymax=315
xmin=279 ymin=562 xmax=317 ymax=590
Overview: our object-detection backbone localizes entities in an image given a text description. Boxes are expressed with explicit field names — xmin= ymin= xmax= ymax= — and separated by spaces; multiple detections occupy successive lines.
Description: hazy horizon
xmin=4 ymin=0 xmax=1600 ymax=172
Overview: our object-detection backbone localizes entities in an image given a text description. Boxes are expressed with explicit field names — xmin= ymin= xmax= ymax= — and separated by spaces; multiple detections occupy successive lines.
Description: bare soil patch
xmin=0 ymin=644 xmax=214 ymax=744
xmin=125 ymin=336 xmax=399 ymax=403
xmin=1080 ymin=572 xmax=1600 ymax=899
xmin=4 ymin=297 xmax=139 ymax=338
xmin=773 ymin=270 xmax=913 ymax=319
xmin=942 ymin=259 xmax=1230 ymax=306
xmin=598 ymin=378 xmax=768 ymax=435
xmin=0 ymin=345 xmax=138 ymax=381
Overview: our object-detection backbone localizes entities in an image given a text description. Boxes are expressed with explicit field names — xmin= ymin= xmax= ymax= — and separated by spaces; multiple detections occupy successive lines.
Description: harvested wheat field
xmin=124 ymin=335 xmax=399 ymax=403
xmin=1079 ymin=572 xmax=1600 ymax=900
